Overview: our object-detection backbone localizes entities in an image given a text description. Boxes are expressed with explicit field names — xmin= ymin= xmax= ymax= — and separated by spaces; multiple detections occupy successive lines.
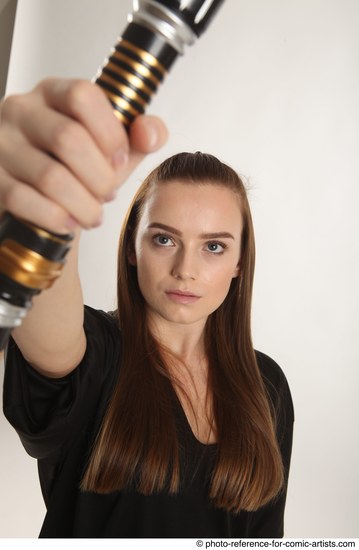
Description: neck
xmin=147 ymin=311 xmax=214 ymax=444
xmin=147 ymin=312 xmax=207 ymax=367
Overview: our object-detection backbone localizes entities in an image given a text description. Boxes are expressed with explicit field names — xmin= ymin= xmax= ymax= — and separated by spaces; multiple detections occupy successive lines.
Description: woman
xmin=1 ymin=79 xmax=293 ymax=537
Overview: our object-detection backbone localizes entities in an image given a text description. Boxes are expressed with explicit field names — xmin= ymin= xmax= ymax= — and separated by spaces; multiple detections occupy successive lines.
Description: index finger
xmin=40 ymin=78 xmax=129 ymax=159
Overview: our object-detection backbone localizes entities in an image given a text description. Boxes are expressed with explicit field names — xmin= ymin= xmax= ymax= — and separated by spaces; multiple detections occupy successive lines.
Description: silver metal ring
xmin=130 ymin=0 xmax=197 ymax=55
xmin=0 ymin=298 xmax=30 ymax=328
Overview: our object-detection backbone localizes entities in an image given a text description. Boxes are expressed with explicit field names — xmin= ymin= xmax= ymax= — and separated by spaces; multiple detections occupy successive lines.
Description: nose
xmin=170 ymin=247 xmax=198 ymax=281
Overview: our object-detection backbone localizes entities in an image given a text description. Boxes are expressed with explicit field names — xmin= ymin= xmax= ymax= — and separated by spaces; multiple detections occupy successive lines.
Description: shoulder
xmin=255 ymin=350 xmax=288 ymax=389
xmin=80 ymin=305 xmax=122 ymax=377
xmin=82 ymin=305 xmax=121 ymax=351
xmin=83 ymin=305 xmax=119 ymax=335
xmin=255 ymin=350 xmax=294 ymax=424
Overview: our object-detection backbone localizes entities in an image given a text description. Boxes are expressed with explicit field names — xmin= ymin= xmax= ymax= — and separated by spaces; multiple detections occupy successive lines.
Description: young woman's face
xmin=130 ymin=181 xmax=243 ymax=331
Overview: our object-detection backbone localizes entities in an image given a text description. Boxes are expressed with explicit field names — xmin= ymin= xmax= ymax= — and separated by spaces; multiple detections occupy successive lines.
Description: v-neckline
xmin=170 ymin=383 xmax=218 ymax=449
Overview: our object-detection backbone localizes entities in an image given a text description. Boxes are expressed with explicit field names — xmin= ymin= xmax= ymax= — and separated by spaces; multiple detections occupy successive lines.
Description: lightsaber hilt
xmin=0 ymin=0 xmax=226 ymax=350
xmin=95 ymin=0 xmax=225 ymax=126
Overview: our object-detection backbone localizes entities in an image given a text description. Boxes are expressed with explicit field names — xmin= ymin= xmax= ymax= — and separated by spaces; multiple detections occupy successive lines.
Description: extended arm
xmin=0 ymin=78 xmax=167 ymax=377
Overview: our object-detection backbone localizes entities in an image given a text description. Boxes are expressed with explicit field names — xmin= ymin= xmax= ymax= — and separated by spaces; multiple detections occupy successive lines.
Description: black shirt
xmin=3 ymin=306 xmax=294 ymax=538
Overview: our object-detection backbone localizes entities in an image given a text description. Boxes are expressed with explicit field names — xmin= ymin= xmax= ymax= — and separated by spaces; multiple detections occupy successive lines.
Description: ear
xmin=127 ymin=245 xmax=137 ymax=266
xmin=232 ymin=263 xmax=240 ymax=278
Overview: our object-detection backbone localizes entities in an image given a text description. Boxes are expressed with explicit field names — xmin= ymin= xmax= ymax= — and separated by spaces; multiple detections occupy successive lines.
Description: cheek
xmin=200 ymin=270 xmax=234 ymax=309
xmin=136 ymin=257 xmax=153 ymax=284
xmin=204 ymin=259 xmax=238 ymax=285
xmin=215 ymin=273 xmax=235 ymax=297
xmin=135 ymin=252 xmax=165 ymax=294
xmin=136 ymin=264 xmax=155 ymax=305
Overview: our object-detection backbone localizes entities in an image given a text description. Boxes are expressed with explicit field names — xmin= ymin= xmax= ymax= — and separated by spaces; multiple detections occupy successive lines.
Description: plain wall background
xmin=1 ymin=0 xmax=358 ymax=538
xmin=0 ymin=0 xmax=17 ymax=98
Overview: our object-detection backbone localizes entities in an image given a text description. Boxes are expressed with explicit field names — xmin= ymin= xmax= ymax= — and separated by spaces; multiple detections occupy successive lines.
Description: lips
xmin=165 ymin=289 xmax=201 ymax=304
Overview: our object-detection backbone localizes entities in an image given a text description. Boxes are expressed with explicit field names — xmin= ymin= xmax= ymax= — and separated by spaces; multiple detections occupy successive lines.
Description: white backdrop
xmin=1 ymin=0 xmax=358 ymax=538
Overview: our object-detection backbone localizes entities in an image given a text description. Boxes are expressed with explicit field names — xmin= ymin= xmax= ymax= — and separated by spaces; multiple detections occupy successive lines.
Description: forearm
xmin=11 ymin=231 xmax=86 ymax=378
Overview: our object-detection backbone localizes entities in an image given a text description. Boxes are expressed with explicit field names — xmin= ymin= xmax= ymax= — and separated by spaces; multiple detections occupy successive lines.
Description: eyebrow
xmin=147 ymin=223 xmax=235 ymax=240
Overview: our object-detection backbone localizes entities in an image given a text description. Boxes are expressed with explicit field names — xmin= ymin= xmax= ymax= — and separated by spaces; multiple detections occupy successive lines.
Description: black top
xmin=3 ymin=306 xmax=294 ymax=538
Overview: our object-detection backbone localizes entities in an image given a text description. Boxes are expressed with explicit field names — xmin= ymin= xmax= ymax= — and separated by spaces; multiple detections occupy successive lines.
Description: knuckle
xmin=44 ymin=202 xmax=69 ymax=229
xmin=37 ymin=161 xmax=62 ymax=195
xmin=1 ymin=94 xmax=24 ymax=123
xmin=51 ymin=119 xmax=84 ymax=155
xmin=66 ymin=81 xmax=125 ymax=153
xmin=38 ymin=77 xmax=57 ymax=91
xmin=65 ymin=80 xmax=93 ymax=113
xmin=2 ymin=183 xmax=21 ymax=212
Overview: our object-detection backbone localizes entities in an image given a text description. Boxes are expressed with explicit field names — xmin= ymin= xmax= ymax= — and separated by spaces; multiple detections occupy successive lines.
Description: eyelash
xmin=206 ymin=241 xmax=227 ymax=255
xmin=152 ymin=233 xmax=227 ymax=255
xmin=152 ymin=233 xmax=174 ymax=247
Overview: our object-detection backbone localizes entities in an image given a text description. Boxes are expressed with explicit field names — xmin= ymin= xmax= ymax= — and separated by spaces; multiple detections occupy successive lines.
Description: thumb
xmin=129 ymin=114 xmax=168 ymax=154
xmin=112 ymin=115 xmax=168 ymax=187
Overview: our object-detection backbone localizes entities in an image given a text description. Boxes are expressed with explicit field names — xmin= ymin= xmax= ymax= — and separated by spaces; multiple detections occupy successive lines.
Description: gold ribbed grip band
xmin=0 ymin=239 xmax=65 ymax=290
xmin=95 ymin=39 xmax=167 ymax=126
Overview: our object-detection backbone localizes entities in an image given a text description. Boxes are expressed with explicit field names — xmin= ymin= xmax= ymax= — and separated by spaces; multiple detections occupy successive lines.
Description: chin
xmin=155 ymin=307 xmax=207 ymax=327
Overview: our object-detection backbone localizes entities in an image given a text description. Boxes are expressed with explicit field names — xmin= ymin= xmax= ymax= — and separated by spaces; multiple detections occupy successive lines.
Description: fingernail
xmin=92 ymin=212 xmax=103 ymax=228
xmin=65 ymin=216 xmax=78 ymax=231
xmin=145 ymin=123 xmax=160 ymax=149
xmin=104 ymin=190 xmax=117 ymax=202
xmin=112 ymin=149 xmax=129 ymax=169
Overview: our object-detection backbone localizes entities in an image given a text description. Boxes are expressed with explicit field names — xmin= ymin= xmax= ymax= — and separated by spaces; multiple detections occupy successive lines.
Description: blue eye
xmin=153 ymin=234 xmax=174 ymax=247
xmin=206 ymin=242 xmax=226 ymax=254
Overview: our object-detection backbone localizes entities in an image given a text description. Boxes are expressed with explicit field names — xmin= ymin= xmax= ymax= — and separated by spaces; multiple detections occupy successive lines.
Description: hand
xmin=0 ymin=78 xmax=168 ymax=234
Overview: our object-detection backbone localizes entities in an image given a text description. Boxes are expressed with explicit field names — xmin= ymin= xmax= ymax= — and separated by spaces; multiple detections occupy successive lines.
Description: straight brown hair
xmin=81 ymin=152 xmax=284 ymax=513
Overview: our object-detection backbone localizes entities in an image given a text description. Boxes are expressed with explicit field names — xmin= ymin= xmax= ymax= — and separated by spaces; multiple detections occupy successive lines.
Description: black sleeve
xmin=246 ymin=351 xmax=295 ymax=538
xmin=2 ymin=306 xmax=121 ymax=463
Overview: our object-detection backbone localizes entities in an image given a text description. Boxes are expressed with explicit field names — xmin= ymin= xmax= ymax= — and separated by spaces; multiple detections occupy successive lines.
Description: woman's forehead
xmin=139 ymin=181 xmax=243 ymax=234
xmin=146 ymin=179 xmax=241 ymax=203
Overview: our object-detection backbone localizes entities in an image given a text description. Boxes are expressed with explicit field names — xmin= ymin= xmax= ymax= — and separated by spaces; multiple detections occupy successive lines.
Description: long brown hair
xmin=81 ymin=152 xmax=284 ymax=512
